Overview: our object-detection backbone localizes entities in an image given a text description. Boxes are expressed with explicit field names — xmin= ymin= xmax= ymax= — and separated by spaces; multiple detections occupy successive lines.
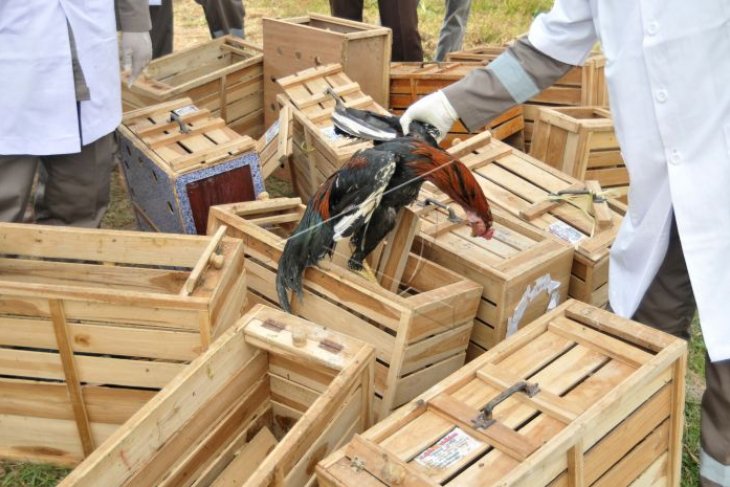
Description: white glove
xmin=121 ymin=31 xmax=152 ymax=87
xmin=400 ymin=90 xmax=459 ymax=142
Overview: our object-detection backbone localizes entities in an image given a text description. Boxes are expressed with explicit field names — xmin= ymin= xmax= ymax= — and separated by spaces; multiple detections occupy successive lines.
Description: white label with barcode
xmin=414 ymin=427 xmax=483 ymax=470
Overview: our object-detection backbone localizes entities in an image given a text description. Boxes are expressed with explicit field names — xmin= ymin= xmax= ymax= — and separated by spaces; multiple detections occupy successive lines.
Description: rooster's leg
xmin=348 ymin=255 xmax=379 ymax=283
xmin=354 ymin=261 xmax=378 ymax=283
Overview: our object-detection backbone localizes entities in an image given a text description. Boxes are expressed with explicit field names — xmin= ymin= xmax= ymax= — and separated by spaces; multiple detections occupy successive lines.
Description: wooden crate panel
xmin=263 ymin=14 xmax=391 ymax=126
xmin=445 ymin=132 xmax=626 ymax=308
xmin=122 ymin=36 xmax=264 ymax=138
xmin=275 ymin=64 xmax=388 ymax=202
xmin=60 ymin=305 xmax=375 ymax=487
xmin=317 ymin=300 xmax=687 ymax=487
xmin=389 ymin=62 xmax=525 ymax=149
xmin=410 ymin=181 xmax=574 ymax=357
xmin=0 ymin=223 xmax=247 ymax=465
xmin=530 ymin=106 xmax=629 ymax=202
xmin=208 ymin=198 xmax=482 ymax=419
xmin=119 ymin=98 xmax=265 ymax=234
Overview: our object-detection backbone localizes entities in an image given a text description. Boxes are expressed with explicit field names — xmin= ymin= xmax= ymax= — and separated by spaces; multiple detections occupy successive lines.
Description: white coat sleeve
xmin=528 ymin=0 xmax=597 ymax=65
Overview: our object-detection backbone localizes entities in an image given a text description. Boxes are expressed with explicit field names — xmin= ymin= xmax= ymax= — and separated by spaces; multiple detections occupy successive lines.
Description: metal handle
xmin=471 ymin=381 xmax=540 ymax=429
xmin=169 ymin=111 xmax=191 ymax=134
xmin=420 ymin=198 xmax=462 ymax=223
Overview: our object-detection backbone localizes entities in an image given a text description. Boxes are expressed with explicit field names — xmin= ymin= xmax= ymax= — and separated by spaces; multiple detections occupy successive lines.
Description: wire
xmin=276 ymin=148 xmax=465 ymax=247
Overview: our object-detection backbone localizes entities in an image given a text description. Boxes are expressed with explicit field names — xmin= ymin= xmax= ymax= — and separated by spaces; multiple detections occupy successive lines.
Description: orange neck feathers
xmin=409 ymin=143 xmax=493 ymax=225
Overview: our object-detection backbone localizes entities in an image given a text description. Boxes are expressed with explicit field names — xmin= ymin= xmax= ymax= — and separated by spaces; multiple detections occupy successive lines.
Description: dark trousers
xmin=149 ymin=0 xmax=245 ymax=60
xmin=0 ymin=133 xmax=114 ymax=227
xmin=329 ymin=0 xmax=423 ymax=61
xmin=150 ymin=0 xmax=173 ymax=59
xmin=630 ymin=217 xmax=730 ymax=486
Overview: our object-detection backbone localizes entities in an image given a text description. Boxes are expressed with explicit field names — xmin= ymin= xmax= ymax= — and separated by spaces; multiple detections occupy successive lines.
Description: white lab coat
xmin=529 ymin=0 xmax=730 ymax=361
xmin=0 ymin=1 xmax=122 ymax=155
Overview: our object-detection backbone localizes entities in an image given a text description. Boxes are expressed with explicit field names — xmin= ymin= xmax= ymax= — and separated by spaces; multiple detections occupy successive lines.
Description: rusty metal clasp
xmin=471 ymin=381 xmax=540 ymax=430
xmin=420 ymin=198 xmax=462 ymax=223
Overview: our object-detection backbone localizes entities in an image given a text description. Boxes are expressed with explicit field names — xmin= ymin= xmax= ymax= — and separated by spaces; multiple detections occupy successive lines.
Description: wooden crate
xmin=0 ymin=223 xmax=247 ymax=465
xmin=530 ymin=106 xmax=628 ymax=202
xmin=317 ymin=299 xmax=688 ymax=486
xmin=122 ymin=36 xmax=264 ymax=137
xmin=410 ymin=182 xmax=574 ymax=360
xmin=446 ymin=46 xmax=607 ymax=151
xmin=276 ymin=64 xmax=390 ymax=202
xmin=263 ymin=14 xmax=391 ymax=126
xmin=60 ymin=304 xmax=375 ymax=487
xmin=389 ymin=62 xmax=525 ymax=150
xmin=118 ymin=97 xmax=265 ymax=234
xmin=208 ymin=198 xmax=483 ymax=419
xmin=446 ymin=131 xmax=627 ymax=308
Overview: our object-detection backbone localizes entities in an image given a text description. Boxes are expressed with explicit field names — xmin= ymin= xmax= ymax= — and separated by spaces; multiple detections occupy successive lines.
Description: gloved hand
xmin=121 ymin=31 xmax=152 ymax=87
xmin=400 ymin=90 xmax=459 ymax=142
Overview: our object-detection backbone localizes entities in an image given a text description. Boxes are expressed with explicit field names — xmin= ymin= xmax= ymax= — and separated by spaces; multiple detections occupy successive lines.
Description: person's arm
xmin=401 ymin=0 xmax=598 ymax=137
xmin=116 ymin=0 xmax=153 ymax=85
xmin=443 ymin=37 xmax=576 ymax=131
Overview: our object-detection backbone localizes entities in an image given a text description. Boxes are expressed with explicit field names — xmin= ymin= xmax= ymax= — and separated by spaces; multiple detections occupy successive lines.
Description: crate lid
xmin=275 ymin=64 xmax=390 ymax=148
xmin=410 ymin=185 xmax=572 ymax=278
xmin=120 ymin=98 xmax=256 ymax=174
xmin=446 ymin=132 xmax=625 ymax=262
xmin=318 ymin=299 xmax=687 ymax=486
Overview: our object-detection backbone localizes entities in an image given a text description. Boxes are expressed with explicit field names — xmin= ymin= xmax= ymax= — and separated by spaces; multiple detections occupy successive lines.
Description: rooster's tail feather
xmin=275 ymin=206 xmax=334 ymax=313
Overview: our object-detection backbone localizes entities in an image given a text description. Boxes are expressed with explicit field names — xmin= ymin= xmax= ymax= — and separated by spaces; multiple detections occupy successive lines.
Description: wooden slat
xmin=49 ymin=299 xmax=95 ymax=457
xmin=182 ymin=225 xmax=228 ymax=295
xmin=428 ymin=393 xmax=540 ymax=461
xmin=345 ymin=435 xmax=439 ymax=486
xmin=377 ymin=209 xmax=421 ymax=292
xmin=548 ymin=316 xmax=652 ymax=367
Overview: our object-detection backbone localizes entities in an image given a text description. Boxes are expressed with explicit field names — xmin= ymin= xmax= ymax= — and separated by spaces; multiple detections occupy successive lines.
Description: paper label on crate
xmin=263 ymin=120 xmax=280 ymax=145
xmin=506 ymin=273 xmax=561 ymax=338
xmin=171 ymin=104 xmax=200 ymax=117
xmin=414 ymin=427 xmax=483 ymax=471
xmin=548 ymin=220 xmax=585 ymax=245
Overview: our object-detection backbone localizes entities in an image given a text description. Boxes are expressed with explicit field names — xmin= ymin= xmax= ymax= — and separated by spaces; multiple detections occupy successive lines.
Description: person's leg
xmin=700 ymin=356 xmax=730 ymax=486
xmin=379 ymin=0 xmax=423 ymax=61
xmin=200 ymin=0 xmax=245 ymax=38
xmin=149 ymin=0 xmax=174 ymax=59
xmin=38 ymin=133 xmax=114 ymax=228
xmin=329 ymin=0 xmax=364 ymax=22
xmin=631 ymin=216 xmax=696 ymax=339
xmin=435 ymin=0 xmax=472 ymax=61
xmin=0 ymin=156 xmax=39 ymax=223
xmin=629 ymin=217 xmax=730 ymax=485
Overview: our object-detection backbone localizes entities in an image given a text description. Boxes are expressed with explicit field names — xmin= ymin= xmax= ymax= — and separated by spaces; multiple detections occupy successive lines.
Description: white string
xmin=274 ymin=151 xmax=465 ymax=247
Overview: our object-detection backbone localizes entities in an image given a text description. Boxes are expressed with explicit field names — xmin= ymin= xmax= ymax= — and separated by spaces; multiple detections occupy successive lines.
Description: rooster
xmin=275 ymin=120 xmax=494 ymax=313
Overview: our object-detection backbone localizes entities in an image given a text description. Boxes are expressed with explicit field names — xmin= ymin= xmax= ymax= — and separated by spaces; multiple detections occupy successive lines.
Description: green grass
xmin=681 ymin=317 xmax=706 ymax=487
xmin=0 ymin=0 xmax=705 ymax=485
xmin=0 ymin=464 xmax=70 ymax=487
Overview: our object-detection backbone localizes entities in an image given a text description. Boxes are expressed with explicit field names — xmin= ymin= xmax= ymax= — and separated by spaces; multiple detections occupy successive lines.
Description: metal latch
xmin=419 ymin=198 xmax=462 ymax=223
